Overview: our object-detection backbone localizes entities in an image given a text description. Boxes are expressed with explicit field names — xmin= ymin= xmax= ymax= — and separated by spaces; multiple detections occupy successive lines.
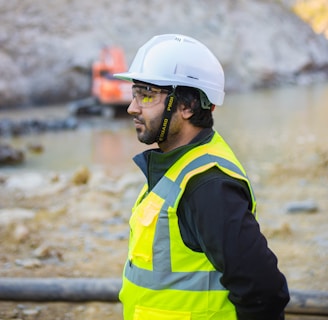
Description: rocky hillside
xmin=1 ymin=0 xmax=328 ymax=108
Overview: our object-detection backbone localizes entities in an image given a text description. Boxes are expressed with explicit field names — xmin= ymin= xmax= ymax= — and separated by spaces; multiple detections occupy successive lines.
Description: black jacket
xmin=133 ymin=128 xmax=290 ymax=320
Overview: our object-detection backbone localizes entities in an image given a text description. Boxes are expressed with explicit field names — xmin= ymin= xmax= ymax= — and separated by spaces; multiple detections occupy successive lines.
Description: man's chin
xmin=137 ymin=133 xmax=157 ymax=145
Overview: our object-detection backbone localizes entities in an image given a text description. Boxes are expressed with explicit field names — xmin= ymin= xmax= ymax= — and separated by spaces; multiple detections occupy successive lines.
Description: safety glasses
xmin=132 ymin=84 xmax=170 ymax=108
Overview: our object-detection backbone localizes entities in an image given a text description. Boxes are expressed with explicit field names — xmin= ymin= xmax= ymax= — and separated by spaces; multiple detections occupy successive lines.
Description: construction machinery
xmin=92 ymin=46 xmax=131 ymax=107
xmin=69 ymin=46 xmax=132 ymax=116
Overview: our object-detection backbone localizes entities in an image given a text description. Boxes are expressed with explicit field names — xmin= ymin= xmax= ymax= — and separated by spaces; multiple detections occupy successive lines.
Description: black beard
xmin=135 ymin=114 xmax=163 ymax=145
xmin=136 ymin=128 xmax=158 ymax=145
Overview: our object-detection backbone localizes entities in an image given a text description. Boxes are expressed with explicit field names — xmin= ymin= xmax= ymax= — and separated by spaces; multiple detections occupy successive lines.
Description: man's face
xmin=127 ymin=84 xmax=169 ymax=145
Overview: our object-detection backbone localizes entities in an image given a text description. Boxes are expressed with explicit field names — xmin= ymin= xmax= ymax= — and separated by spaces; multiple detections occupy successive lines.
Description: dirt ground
xmin=0 ymin=102 xmax=327 ymax=319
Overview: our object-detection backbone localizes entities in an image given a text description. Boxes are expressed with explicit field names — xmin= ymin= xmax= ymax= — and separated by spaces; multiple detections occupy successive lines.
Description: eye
xmin=139 ymin=90 xmax=156 ymax=102
xmin=140 ymin=94 xmax=154 ymax=103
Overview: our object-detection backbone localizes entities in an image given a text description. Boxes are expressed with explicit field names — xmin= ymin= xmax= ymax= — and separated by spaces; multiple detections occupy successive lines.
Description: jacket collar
xmin=133 ymin=128 xmax=214 ymax=190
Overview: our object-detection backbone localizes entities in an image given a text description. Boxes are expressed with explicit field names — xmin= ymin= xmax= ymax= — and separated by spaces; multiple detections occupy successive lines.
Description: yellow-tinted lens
xmin=132 ymin=85 xmax=168 ymax=107
xmin=141 ymin=95 xmax=154 ymax=104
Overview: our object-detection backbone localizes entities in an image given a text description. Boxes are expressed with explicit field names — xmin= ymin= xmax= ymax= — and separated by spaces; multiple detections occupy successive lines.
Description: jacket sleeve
xmin=178 ymin=168 xmax=290 ymax=320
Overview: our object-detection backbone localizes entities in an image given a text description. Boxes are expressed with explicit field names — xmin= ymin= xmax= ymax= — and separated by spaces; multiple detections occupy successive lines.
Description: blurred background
xmin=0 ymin=0 xmax=327 ymax=319
xmin=0 ymin=0 xmax=328 ymax=107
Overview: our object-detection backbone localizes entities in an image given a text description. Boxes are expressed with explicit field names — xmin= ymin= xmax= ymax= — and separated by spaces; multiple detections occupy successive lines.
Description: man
xmin=114 ymin=34 xmax=289 ymax=320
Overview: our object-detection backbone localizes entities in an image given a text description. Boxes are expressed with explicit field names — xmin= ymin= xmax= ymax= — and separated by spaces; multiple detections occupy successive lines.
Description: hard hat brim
xmin=114 ymin=72 xmax=225 ymax=106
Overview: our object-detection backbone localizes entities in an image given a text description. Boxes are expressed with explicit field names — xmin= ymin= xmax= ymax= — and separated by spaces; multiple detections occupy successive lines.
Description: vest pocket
xmin=129 ymin=197 xmax=163 ymax=265
xmin=134 ymin=305 xmax=191 ymax=320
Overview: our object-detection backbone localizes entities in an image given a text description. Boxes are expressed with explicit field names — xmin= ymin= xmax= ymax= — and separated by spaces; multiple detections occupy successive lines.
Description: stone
xmin=15 ymin=258 xmax=42 ymax=269
xmin=5 ymin=172 xmax=44 ymax=190
xmin=285 ymin=199 xmax=319 ymax=213
xmin=13 ymin=224 xmax=30 ymax=242
xmin=71 ymin=166 xmax=90 ymax=185
xmin=27 ymin=142 xmax=44 ymax=154
xmin=0 ymin=208 xmax=35 ymax=226
xmin=0 ymin=144 xmax=25 ymax=165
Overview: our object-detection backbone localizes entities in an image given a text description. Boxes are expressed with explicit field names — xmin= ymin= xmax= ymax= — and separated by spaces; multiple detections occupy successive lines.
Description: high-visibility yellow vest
xmin=120 ymin=131 xmax=256 ymax=320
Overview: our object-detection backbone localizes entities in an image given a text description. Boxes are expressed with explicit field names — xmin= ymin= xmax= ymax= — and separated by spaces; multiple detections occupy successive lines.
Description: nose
xmin=127 ymin=98 xmax=141 ymax=115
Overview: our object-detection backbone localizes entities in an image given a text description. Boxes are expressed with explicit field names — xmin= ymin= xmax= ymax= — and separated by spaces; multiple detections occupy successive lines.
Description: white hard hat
xmin=114 ymin=34 xmax=225 ymax=105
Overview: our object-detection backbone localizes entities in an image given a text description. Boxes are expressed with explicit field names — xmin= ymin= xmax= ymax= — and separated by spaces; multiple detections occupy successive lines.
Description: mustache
xmin=133 ymin=116 xmax=144 ymax=124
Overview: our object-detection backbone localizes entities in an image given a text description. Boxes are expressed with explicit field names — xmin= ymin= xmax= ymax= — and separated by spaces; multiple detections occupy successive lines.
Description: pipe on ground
xmin=286 ymin=289 xmax=328 ymax=316
xmin=0 ymin=278 xmax=121 ymax=302
xmin=0 ymin=278 xmax=327 ymax=316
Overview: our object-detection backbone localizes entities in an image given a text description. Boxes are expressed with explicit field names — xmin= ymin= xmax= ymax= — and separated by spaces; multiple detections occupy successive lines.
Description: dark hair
xmin=175 ymin=86 xmax=214 ymax=128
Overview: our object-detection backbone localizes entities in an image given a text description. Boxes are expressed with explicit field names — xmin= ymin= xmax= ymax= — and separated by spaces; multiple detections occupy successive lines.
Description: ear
xmin=179 ymin=104 xmax=194 ymax=120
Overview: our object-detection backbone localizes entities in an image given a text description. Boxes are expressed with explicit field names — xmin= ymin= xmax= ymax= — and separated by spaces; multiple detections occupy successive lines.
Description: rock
xmin=285 ymin=199 xmax=319 ymax=213
xmin=27 ymin=142 xmax=44 ymax=154
xmin=5 ymin=172 xmax=44 ymax=190
xmin=0 ymin=144 xmax=25 ymax=165
xmin=22 ymin=308 xmax=41 ymax=318
xmin=15 ymin=258 xmax=42 ymax=269
xmin=4 ymin=172 xmax=68 ymax=200
xmin=13 ymin=224 xmax=30 ymax=242
xmin=33 ymin=244 xmax=63 ymax=260
xmin=71 ymin=166 xmax=90 ymax=185
xmin=32 ymin=244 xmax=53 ymax=259
xmin=0 ymin=208 xmax=35 ymax=226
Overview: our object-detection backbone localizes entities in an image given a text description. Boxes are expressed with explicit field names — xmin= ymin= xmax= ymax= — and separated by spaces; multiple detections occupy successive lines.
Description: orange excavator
xmin=69 ymin=46 xmax=132 ymax=116
xmin=92 ymin=46 xmax=132 ymax=106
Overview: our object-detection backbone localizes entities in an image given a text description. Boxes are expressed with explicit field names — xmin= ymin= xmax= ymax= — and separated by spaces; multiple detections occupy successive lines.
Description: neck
xmin=158 ymin=126 xmax=203 ymax=153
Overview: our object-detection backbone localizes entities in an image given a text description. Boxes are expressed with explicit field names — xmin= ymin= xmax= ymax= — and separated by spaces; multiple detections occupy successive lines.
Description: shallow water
xmin=215 ymin=82 xmax=328 ymax=163
xmin=1 ymin=82 xmax=328 ymax=174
